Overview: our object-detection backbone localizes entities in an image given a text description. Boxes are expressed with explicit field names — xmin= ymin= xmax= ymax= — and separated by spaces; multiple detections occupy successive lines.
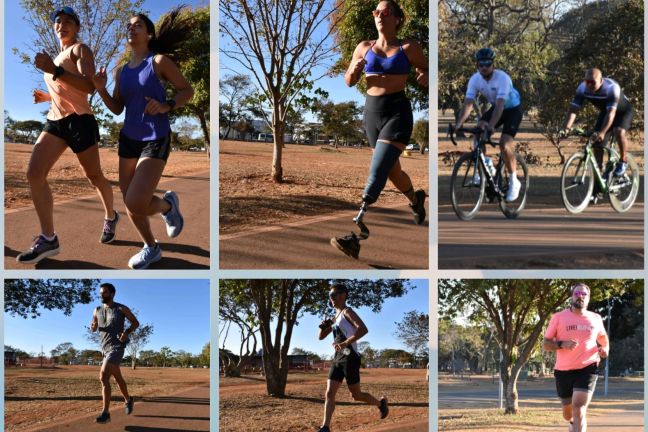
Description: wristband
xmin=556 ymin=340 xmax=563 ymax=349
xmin=166 ymin=99 xmax=176 ymax=110
xmin=53 ymin=65 xmax=65 ymax=81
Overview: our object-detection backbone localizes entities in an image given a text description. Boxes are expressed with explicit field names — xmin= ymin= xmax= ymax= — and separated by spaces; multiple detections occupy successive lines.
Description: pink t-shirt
xmin=545 ymin=309 xmax=607 ymax=371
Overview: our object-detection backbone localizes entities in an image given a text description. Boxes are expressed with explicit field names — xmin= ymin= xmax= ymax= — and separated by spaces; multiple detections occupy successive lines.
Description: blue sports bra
xmin=363 ymin=40 xmax=411 ymax=75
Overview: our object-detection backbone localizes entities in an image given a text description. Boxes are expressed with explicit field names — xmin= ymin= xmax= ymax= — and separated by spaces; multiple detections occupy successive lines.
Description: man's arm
xmin=121 ymin=306 xmax=140 ymax=336
xmin=596 ymin=107 xmax=617 ymax=140
xmin=563 ymin=105 xmax=580 ymax=131
xmin=335 ymin=309 xmax=368 ymax=349
xmin=318 ymin=318 xmax=334 ymax=340
xmin=486 ymin=98 xmax=505 ymax=131
xmin=90 ymin=307 xmax=98 ymax=332
xmin=455 ymin=99 xmax=475 ymax=130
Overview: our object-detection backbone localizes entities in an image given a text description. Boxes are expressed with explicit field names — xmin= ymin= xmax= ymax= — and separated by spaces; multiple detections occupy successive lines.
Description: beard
xmin=100 ymin=295 xmax=112 ymax=304
xmin=572 ymin=298 xmax=585 ymax=309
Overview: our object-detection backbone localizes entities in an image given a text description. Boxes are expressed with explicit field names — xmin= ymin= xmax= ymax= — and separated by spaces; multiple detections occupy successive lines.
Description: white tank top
xmin=333 ymin=308 xmax=358 ymax=353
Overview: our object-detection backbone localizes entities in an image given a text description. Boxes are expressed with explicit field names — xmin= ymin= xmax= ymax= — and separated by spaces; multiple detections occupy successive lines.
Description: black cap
xmin=50 ymin=6 xmax=80 ymax=25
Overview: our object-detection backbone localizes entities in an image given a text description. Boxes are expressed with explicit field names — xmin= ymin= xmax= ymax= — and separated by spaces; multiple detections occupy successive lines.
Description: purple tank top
xmin=120 ymin=53 xmax=170 ymax=141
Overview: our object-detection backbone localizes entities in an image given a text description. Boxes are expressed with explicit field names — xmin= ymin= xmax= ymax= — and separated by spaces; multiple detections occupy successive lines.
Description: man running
xmin=316 ymin=284 xmax=388 ymax=432
xmin=90 ymin=282 xmax=139 ymax=423
xmin=455 ymin=47 xmax=523 ymax=202
xmin=562 ymin=68 xmax=633 ymax=179
xmin=543 ymin=282 xmax=609 ymax=432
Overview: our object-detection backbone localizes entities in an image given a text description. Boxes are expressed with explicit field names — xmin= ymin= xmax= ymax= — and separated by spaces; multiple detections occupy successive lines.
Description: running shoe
xmin=95 ymin=411 xmax=111 ymax=423
xmin=330 ymin=233 xmax=360 ymax=259
xmin=162 ymin=191 xmax=184 ymax=238
xmin=16 ymin=234 xmax=60 ymax=264
xmin=100 ymin=211 xmax=120 ymax=244
xmin=505 ymin=176 xmax=521 ymax=202
xmin=379 ymin=397 xmax=389 ymax=419
xmin=613 ymin=161 xmax=627 ymax=177
xmin=125 ymin=396 xmax=134 ymax=415
xmin=409 ymin=189 xmax=427 ymax=225
xmin=128 ymin=243 xmax=162 ymax=270
xmin=317 ymin=427 xmax=330 ymax=432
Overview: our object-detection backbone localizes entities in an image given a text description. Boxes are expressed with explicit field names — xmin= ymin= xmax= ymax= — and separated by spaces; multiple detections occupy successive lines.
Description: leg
xmin=614 ymin=127 xmax=628 ymax=162
xmin=572 ymin=390 xmax=593 ymax=432
xmin=347 ymin=382 xmax=380 ymax=406
xmin=109 ymin=363 xmax=131 ymax=402
xmin=363 ymin=140 xmax=403 ymax=203
xmin=500 ymin=134 xmax=517 ymax=175
xmin=322 ymin=379 xmax=342 ymax=427
xmin=387 ymin=159 xmax=416 ymax=203
xmin=75 ymin=144 xmax=115 ymax=219
xmin=99 ymin=362 xmax=113 ymax=413
xmin=26 ymin=132 xmax=68 ymax=236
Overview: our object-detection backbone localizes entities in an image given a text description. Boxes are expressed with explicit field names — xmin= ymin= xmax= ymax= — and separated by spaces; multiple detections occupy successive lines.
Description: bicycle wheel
xmin=609 ymin=152 xmax=640 ymax=212
xmin=560 ymin=152 xmax=593 ymax=214
xmin=450 ymin=152 xmax=485 ymax=220
xmin=498 ymin=153 xmax=529 ymax=219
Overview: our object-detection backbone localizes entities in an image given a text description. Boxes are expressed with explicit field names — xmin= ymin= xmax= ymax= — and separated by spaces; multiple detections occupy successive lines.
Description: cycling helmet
xmin=475 ymin=48 xmax=495 ymax=62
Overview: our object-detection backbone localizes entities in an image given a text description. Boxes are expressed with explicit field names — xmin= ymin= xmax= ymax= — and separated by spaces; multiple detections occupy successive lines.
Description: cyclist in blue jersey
xmin=455 ymin=48 xmax=523 ymax=202
xmin=562 ymin=68 xmax=633 ymax=178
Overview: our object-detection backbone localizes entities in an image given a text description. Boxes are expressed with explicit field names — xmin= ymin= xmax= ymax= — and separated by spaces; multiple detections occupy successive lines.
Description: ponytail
xmin=136 ymin=5 xmax=193 ymax=61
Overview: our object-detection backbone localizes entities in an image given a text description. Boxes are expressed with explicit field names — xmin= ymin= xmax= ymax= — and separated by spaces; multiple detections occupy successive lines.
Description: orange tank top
xmin=43 ymin=43 xmax=93 ymax=120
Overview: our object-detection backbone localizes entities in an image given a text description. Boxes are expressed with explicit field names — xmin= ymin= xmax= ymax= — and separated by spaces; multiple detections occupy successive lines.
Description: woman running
xmin=331 ymin=0 xmax=429 ymax=259
xmin=17 ymin=6 xmax=117 ymax=264
xmin=93 ymin=7 xmax=194 ymax=269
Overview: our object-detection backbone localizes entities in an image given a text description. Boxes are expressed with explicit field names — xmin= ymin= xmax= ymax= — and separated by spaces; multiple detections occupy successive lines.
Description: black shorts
xmin=328 ymin=349 xmax=361 ymax=385
xmin=363 ymin=91 xmax=413 ymax=148
xmin=118 ymin=132 xmax=171 ymax=162
xmin=482 ymin=105 xmax=523 ymax=138
xmin=43 ymin=113 xmax=99 ymax=154
xmin=595 ymin=106 xmax=633 ymax=133
xmin=554 ymin=363 xmax=599 ymax=404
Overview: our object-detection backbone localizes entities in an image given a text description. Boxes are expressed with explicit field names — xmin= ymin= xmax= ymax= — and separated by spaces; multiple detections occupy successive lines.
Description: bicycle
xmin=560 ymin=128 xmax=639 ymax=213
xmin=448 ymin=124 xmax=529 ymax=220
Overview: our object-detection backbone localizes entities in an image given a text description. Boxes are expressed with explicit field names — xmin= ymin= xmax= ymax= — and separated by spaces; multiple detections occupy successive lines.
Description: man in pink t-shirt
xmin=543 ymin=283 xmax=609 ymax=432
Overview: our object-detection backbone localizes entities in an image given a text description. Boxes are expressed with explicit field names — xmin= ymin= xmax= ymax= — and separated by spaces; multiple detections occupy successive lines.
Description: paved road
xmin=5 ymin=172 xmax=210 ymax=269
xmin=439 ymin=205 xmax=643 ymax=269
xmin=220 ymin=201 xmax=429 ymax=269
xmin=30 ymin=385 xmax=210 ymax=432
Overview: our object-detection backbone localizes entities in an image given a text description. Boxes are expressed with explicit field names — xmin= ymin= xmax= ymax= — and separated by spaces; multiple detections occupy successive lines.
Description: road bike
xmin=448 ymin=124 xmax=529 ymax=220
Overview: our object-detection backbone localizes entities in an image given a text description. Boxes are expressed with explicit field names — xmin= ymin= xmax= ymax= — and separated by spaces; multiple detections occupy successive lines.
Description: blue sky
xmin=218 ymin=1 xmax=428 ymax=124
xmin=4 ymin=0 xmax=208 ymax=122
xmin=219 ymin=280 xmax=429 ymax=358
xmin=5 ymin=279 xmax=210 ymax=356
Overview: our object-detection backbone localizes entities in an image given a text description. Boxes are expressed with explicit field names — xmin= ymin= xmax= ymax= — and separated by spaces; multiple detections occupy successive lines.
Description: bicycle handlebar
xmin=447 ymin=123 xmax=498 ymax=147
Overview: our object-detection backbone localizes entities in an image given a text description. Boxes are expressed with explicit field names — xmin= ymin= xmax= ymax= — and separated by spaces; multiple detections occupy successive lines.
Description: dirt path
xmin=27 ymin=385 xmax=210 ymax=432
xmin=220 ymin=201 xmax=428 ymax=269
xmin=5 ymin=171 xmax=210 ymax=269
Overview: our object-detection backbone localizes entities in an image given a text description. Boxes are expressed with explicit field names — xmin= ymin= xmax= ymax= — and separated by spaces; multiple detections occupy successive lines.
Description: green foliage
xmin=331 ymin=0 xmax=429 ymax=110
xmin=126 ymin=323 xmax=154 ymax=369
xmin=394 ymin=310 xmax=429 ymax=356
xmin=411 ymin=118 xmax=429 ymax=151
xmin=5 ymin=279 xmax=98 ymax=319
xmin=313 ymin=100 xmax=364 ymax=146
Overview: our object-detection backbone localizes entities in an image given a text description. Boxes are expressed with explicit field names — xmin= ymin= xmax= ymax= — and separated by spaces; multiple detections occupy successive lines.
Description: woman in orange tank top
xmin=16 ymin=6 xmax=117 ymax=265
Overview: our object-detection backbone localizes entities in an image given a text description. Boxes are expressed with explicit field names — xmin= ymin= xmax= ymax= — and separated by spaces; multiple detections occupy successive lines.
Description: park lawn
xmin=5 ymin=365 xmax=209 ymax=432
xmin=4 ymin=143 xmax=209 ymax=210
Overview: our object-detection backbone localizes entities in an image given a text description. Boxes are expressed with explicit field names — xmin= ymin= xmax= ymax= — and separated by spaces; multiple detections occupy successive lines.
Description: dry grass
xmin=4 ymin=143 xmax=209 ymax=210
xmin=219 ymin=368 xmax=428 ymax=431
xmin=4 ymin=365 xmax=209 ymax=432
xmin=219 ymin=140 xmax=429 ymax=234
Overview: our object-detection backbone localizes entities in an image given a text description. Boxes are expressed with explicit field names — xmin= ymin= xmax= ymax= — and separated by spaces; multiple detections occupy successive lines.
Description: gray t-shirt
xmin=96 ymin=302 xmax=129 ymax=353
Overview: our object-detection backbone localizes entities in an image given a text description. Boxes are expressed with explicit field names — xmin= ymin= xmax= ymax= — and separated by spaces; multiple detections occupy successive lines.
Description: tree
xmin=290 ymin=347 xmax=322 ymax=363
xmin=169 ymin=5 xmax=210 ymax=154
xmin=5 ymin=345 xmax=31 ymax=360
xmin=314 ymin=100 xmax=363 ymax=147
xmin=330 ymin=0 xmax=429 ymax=110
xmin=5 ymin=279 xmax=99 ymax=319
xmin=394 ymin=310 xmax=428 ymax=357
xmin=51 ymin=342 xmax=77 ymax=365
xmin=174 ymin=350 xmax=194 ymax=368
xmin=11 ymin=120 xmax=44 ymax=143
xmin=14 ymin=0 xmax=145 ymax=118
xmin=219 ymin=279 xmax=410 ymax=397
xmin=220 ymin=74 xmax=254 ymax=140
xmin=439 ymin=279 xmax=633 ymax=414
xmin=159 ymin=346 xmax=174 ymax=368
xmin=220 ymin=1 xmax=342 ymax=182
xmin=411 ymin=119 xmax=429 ymax=154
xmin=199 ymin=342 xmax=210 ymax=367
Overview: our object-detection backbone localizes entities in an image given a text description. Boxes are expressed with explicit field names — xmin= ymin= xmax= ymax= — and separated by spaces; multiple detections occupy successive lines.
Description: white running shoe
xmin=505 ymin=176 xmax=521 ymax=202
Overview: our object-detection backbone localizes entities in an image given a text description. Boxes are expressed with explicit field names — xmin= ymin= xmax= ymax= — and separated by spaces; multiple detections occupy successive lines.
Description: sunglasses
xmin=372 ymin=8 xmax=390 ymax=18
xmin=573 ymin=290 xmax=589 ymax=297
xmin=478 ymin=61 xmax=493 ymax=68
xmin=585 ymin=79 xmax=597 ymax=86
xmin=329 ymin=291 xmax=343 ymax=299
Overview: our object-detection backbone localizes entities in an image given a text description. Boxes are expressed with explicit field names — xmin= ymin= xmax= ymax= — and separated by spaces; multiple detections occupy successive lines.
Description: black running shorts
xmin=328 ymin=349 xmax=361 ymax=385
xmin=43 ymin=113 xmax=100 ymax=154
xmin=595 ymin=106 xmax=634 ymax=133
xmin=363 ymin=91 xmax=413 ymax=148
xmin=554 ymin=362 xmax=599 ymax=405
xmin=118 ymin=132 xmax=171 ymax=162
xmin=481 ymin=105 xmax=523 ymax=138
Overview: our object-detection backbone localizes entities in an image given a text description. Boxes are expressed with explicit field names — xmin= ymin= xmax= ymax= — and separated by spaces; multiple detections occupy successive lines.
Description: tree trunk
xmin=264 ymin=350 xmax=288 ymax=396
xmin=197 ymin=110 xmax=210 ymax=157
xmin=271 ymin=98 xmax=287 ymax=183
xmin=131 ymin=358 xmax=137 ymax=370
xmin=501 ymin=365 xmax=520 ymax=414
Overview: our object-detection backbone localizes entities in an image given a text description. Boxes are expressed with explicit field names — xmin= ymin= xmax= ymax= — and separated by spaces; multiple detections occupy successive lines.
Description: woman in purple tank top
xmin=93 ymin=7 xmax=194 ymax=269
xmin=330 ymin=0 xmax=429 ymax=261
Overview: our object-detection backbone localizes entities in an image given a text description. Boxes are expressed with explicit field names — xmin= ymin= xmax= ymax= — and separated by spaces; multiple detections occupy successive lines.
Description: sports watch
xmin=165 ymin=99 xmax=177 ymax=110
xmin=52 ymin=65 xmax=65 ymax=81
xmin=556 ymin=340 xmax=563 ymax=349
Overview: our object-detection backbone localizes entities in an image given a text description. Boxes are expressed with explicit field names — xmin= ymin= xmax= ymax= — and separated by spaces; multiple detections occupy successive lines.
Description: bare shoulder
xmin=354 ymin=40 xmax=375 ymax=57
xmin=402 ymin=38 xmax=423 ymax=52
xmin=153 ymin=54 xmax=176 ymax=67
xmin=72 ymin=43 xmax=94 ymax=58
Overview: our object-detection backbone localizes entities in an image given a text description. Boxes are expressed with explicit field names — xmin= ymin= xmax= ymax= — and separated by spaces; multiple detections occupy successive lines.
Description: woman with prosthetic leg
xmin=330 ymin=0 xmax=429 ymax=259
